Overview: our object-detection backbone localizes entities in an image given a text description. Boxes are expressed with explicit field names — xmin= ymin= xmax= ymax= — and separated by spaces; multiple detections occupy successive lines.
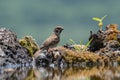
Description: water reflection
xmin=0 ymin=66 xmax=120 ymax=80
xmin=0 ymin=66 xmax=32 ymax=80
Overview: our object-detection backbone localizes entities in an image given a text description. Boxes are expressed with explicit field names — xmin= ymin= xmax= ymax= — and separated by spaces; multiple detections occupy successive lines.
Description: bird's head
xmin=54 ymin=26 xmax=64 ymax=36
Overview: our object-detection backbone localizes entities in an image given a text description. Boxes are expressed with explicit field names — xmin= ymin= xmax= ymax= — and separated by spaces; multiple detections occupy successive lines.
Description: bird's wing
xmin=40 ymin=34 xmax=59 ymax=48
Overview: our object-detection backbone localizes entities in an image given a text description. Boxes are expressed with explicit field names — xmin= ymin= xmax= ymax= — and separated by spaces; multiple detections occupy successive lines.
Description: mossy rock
xmin=54 ymin=46 xmax=101 ymax=64
xmin=19 ymin=36 xmax=39 ymax=57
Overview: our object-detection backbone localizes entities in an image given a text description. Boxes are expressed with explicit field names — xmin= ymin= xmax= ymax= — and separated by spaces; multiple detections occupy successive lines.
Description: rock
xmin=34 ymin=46 xmax=101 ymax=67
xmin=97 ymin=40 xmax=120 ymax=54
xmin=63 ymin=44 xmax=75 ymax=50
xmin=88 ymin=24 xmax=120 ymax=52
xmin=0 ymin=28 xmax=32 ymax=66
xmin=105 ymin=40 xmax=120 ymax=51
xmin=64 ymin=44 xmax=87 ymax=51
xmin=104 ymin=24 xmax=120 ymax=42
xmin=88 ymin=31 xmax=104 ymax=52
xmin=35 ymin=50 xmax=49 ymax=66
xmin=19 ymin=36 xmax=39 ymax=57
xmin=96 ymin=40 xmax=120 ymax=65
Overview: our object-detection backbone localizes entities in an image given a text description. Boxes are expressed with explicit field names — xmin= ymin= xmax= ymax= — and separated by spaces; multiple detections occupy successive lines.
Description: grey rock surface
xmin=0 ymin=28 xmax=32 ymax=66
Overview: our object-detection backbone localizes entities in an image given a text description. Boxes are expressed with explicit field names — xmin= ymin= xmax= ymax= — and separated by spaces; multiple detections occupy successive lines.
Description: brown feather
xmin=40 ymin=26 xmax=63 ymax=50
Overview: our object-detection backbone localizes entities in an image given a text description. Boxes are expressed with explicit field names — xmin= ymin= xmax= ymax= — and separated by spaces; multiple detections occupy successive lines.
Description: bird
xmin=40 ymin=26 xmax=64 ymax=51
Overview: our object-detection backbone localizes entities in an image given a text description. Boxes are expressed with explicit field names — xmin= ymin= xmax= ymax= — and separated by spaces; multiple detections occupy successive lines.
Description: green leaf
xmin=101 ymin=15 xmax=107 ymax=21
xmin=69 ymin=39 xmax=76 ymax=44
xmin=92 ymin=17 xmax=101 ymax=22
xmin=85 ymin=38 xmax=93 ymax=48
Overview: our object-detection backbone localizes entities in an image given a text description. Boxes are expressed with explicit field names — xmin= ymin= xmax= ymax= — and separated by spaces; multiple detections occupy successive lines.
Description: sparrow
xmin=40 ymin=26 xmax=64 ymax=50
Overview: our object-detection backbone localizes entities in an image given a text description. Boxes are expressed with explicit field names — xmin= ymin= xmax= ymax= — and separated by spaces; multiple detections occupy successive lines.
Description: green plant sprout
xmin=68 ymin=38 xmax=93 ymax=52
xmin=92 ymin=15 xmax=107 ymax=30
xmin=69 ymin=39 xmax=77 ymax=45
xmin=83 ymin=38 xmax=93 ymax=51
xmin=69 ymin=39 xmax=81 ymax=51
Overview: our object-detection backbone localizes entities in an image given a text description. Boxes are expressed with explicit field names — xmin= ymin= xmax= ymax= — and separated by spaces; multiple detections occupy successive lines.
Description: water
xmin=0 ymin=65 xmax=120 ymax=80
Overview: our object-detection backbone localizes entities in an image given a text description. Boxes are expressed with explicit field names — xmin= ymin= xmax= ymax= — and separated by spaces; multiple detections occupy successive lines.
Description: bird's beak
xmin=61 ymin=27 xmax=64 ymax=30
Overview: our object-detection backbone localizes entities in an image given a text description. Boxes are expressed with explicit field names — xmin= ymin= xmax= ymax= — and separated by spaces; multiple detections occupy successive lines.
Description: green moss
xmin=19 ymin=36 xmax=39 ymax=57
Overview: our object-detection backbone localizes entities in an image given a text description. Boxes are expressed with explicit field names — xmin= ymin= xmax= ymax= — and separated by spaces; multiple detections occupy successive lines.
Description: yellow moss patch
xmin=19 ymin=36 xmax=39 ymax=57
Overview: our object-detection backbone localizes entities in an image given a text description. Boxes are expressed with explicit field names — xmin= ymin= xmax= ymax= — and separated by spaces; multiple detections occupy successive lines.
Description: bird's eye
xmin=55 ymin=30 xmax=59 ymax=33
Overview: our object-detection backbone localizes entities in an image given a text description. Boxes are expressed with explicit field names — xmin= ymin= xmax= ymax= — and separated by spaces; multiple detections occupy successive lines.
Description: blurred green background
xmin=0 ymin=0 xmax=120 ymax=45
